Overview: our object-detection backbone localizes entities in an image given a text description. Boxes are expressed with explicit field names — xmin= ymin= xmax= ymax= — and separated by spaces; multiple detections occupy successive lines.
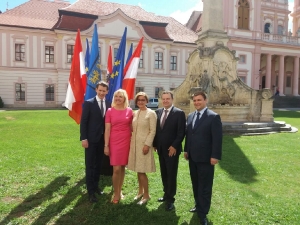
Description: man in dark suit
xmin=153 ymin=91 xmax=186 ymax=211
xmin=184 ymin=91 xmax=222 ymax=225
xmin=80 ymin=81 xmax=111 ymax=203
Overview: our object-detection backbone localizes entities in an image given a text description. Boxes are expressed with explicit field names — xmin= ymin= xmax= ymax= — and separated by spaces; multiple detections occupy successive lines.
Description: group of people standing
xmin=80 ymin=81 xmax=223 ymax=225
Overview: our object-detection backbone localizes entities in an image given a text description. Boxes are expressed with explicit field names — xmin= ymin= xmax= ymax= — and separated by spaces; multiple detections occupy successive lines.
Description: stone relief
xmin=173 ymin=44 xmax=274 ymax=122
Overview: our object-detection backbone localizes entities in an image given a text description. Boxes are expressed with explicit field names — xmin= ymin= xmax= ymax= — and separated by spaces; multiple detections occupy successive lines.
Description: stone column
xmin=278 ymin=55 xmax=285 ymax=96
xmin=266 ymin=54 xmax=272 ymax=88
xmin=293 ymin=56 xmax=299 ymax=96
xmin=201 ymin=0 xmax=224 ymax=32
xmin=253 ymin=52 xmax=261 ymax=89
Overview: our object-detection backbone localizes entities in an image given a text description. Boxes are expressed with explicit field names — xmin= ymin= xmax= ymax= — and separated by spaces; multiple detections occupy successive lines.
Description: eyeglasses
xmin=137 ymin=99 xmax=146 ymax=102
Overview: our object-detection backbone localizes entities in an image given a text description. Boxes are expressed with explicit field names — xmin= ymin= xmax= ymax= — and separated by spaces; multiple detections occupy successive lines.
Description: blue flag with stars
xmin=107 ymin=27 xmax=127 ymax=103
xmin=84 ymin=24 xmax=101 ymax=101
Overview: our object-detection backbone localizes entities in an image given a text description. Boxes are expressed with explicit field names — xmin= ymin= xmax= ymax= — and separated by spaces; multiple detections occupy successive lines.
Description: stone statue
xmin=198 ymin=70 xmax=210 ymax=93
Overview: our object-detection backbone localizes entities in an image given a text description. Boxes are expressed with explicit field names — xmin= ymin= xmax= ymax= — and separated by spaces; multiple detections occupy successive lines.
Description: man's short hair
xmin=161 ymin=90 xmax=173 ymax=99
xmin=96 ymin=81 xmax=109 ymax=90
xmin=192 ymin=91 xmax=207 ymax=100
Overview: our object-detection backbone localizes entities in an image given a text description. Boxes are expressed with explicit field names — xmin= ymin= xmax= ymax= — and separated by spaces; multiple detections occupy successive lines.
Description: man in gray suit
xmin=184 ymin=91 xmax=222 ymax=225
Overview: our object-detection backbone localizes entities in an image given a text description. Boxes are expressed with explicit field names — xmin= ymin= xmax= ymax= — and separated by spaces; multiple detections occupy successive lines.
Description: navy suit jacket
xmin=184 ymin=108 xmax=222 ymax=162
xmin=153 ymin=107 xmax=186 ymax=156
xmin=80 ymin=97 xmax=111 ymax=143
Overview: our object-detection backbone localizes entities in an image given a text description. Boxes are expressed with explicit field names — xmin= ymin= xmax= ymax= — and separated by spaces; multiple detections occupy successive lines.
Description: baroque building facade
xmin=0 ymin=0 xmax=299 ymax=108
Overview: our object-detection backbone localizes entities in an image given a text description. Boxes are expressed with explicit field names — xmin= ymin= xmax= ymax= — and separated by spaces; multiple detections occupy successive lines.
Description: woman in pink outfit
xmin=104 ymin=89 xmax=133 ymax=204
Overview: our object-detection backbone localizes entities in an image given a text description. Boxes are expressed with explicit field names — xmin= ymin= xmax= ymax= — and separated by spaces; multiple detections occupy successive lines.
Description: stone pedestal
xmin=260 ymin=99 xmax=274 ymax=122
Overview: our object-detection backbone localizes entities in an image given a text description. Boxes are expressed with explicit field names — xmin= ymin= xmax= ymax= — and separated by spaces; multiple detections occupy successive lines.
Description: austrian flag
xmin=64 ymin=29 xmax=86 ymax=124
xmin=122 ymin=37 xmax=144 ymax=100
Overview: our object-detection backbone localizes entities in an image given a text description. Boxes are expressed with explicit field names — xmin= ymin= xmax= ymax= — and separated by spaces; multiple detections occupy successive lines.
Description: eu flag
xmin=107 ymin=27 xmax=127 ymax=103
xmin=84 ymin=24 xmax=101 ymax=100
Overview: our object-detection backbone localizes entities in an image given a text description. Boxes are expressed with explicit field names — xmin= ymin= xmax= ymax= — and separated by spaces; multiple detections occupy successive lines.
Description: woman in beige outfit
xmin=127 ymin=92 xmax=157 ymax=205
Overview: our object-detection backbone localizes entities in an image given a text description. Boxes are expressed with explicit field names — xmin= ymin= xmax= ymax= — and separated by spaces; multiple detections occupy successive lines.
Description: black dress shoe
xmin=200 ymin=217 xmax=208 ymax=225
xmin=89 ymin=193 xmax=98 ymax=203
xmin=165 ymin=202 xmax=175 ymax=211
xmin=157 ymin=197 xmax=166 ymax=202
xmin=95 ymin=188 xmax=104 ymax=195
xmin=189 ymin=207 xmax=197 ymax=212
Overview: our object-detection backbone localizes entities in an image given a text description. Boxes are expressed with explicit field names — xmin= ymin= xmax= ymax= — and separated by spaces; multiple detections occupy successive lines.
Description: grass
xmin=0 ymin=109 xmax=299 ymax=225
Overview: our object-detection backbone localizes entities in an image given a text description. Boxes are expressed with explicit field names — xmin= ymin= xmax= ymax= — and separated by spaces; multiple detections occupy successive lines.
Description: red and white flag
xmin=64 ymin=29 xmax=86 ymax=124
xmin=122 ymin=37 xmax=144 ymax=100
xmin=107 ymin=45 xmax=113 ymax=76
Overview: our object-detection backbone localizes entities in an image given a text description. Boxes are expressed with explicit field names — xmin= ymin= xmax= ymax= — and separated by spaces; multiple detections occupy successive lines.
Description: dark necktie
xmin=100 ymin=100 xmax=104 ymax=117
xmin=160 ymin=109 xmax=168 ymax=129
xmin=193 ymin=112 xmax=201 ymax=129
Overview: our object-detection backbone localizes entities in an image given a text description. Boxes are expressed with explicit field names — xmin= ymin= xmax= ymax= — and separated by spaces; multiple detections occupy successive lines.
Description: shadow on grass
xmin=181 ymin=213 xmax=214 ymax=225
xmin=55 ymin=178 xmax=181 ymax=225
xmin=273 ymin=110 xmax=300 ymax=119
xmin=0 ymin=176 xmax=70 ymax=225
xmin=219 ymin=136 xmax=258 ymax=184
xmin=31 ymin=178 xmax=85 ymax=225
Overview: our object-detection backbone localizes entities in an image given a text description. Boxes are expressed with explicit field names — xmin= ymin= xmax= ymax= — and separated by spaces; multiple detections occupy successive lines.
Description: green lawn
xmin=0 ymin=109 xmax=299 ymax=225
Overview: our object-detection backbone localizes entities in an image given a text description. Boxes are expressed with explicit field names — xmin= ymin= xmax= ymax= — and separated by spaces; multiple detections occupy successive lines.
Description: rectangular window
xmin=239 ymin=55 xmax=246 ymax=63
xmin=239 ymin=76 xmax=246 ymax=83
xmin=139 ymin=51 xmax=143 ymax=68
xmin=114 ymin=48 xmax=118 ymax=61
xmin=155 ymin=52 xmax=163 ymax=69
xmin=15 ymin=44 xmax=25 ymax=61
xmin=170 ymin=56 xmax=177 ymax=70
xmin=135 ymin=87 xmax=144 ymax=94
xmin=67 ymin=45 xmax=74 ymax=63
xmin=15 ymin=83 xmax=25 ymax=101
xmin=286 ymin=76 xmax=291 ymax=87
xmin=45 ymin=46 xmax=54 ymax=63
xmin=155 ymin=87 xmax=163 ymax=98
xmin=45 ymin=84 xmax=55 ymax=101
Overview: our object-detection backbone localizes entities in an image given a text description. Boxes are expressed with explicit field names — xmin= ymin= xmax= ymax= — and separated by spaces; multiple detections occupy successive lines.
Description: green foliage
xmin=0 ymin=97 xmax=3 ymax=108
xmin=0 ymin=110 xmax=299 ymax=224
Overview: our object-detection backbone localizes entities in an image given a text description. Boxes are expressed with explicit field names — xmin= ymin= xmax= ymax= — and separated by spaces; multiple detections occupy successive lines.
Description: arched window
xmin=278 ymin=25 xmax=284 ymax=35
xmin=264 ymin=23 xmax=270 ymax=33
xmin=238 ymin=0 xmax=250 ymax=30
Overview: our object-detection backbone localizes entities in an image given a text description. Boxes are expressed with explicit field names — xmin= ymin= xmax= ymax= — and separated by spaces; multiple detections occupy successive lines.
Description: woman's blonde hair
xmin=111 ymin=89 xmax=129 ymax=109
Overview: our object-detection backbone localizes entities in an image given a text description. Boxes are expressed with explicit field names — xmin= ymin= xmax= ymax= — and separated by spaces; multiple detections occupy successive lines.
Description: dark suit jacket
xmin=153 ymin=107 xmax=186 ymax=156
xmin=80 ymin=97 xmax=111 ymax=143
xmin=184 ymin=108 xmax=222 ymax=162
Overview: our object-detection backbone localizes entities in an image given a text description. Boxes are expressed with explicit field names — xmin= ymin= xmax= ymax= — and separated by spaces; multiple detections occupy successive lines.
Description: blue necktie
xmin=193 ymin=112 xmax=201 ymax=129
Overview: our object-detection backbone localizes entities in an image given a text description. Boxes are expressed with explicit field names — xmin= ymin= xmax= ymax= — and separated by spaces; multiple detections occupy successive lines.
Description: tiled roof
xmin=139 ymin=21 xmax=173 ymax=41
xmin=0 ymin=0 xmax=70 ymax=29
xmin=62 ymin=0 xmax=158 ymax=22
xmin=54 ymin=14 xmax=95 ymax=31
xmin=156 ymin=16 xmax=197 ymax=44
xmin=0 ymin=0 xmax=197 ymax=44
xmin=61 ymin=0 xmax=197 ymax=44
xmin=186 ymin=11 xmax=202 ymax=33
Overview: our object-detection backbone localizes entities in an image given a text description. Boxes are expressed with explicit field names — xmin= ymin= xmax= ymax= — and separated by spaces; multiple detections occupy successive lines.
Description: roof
xmin=0 ymin=0 xmax=198 ymax=44
xmin=186 ymin=11 xmax=202 ymax=33
xmin=61 ymin=0 xmax=197 ymax=43
xmin=0 ymin=0 xmax=70 ymax=29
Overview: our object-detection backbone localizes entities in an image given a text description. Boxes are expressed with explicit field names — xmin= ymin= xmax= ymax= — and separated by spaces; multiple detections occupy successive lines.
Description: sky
xmin=0 ymin=0 xmax=295 ymax=28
